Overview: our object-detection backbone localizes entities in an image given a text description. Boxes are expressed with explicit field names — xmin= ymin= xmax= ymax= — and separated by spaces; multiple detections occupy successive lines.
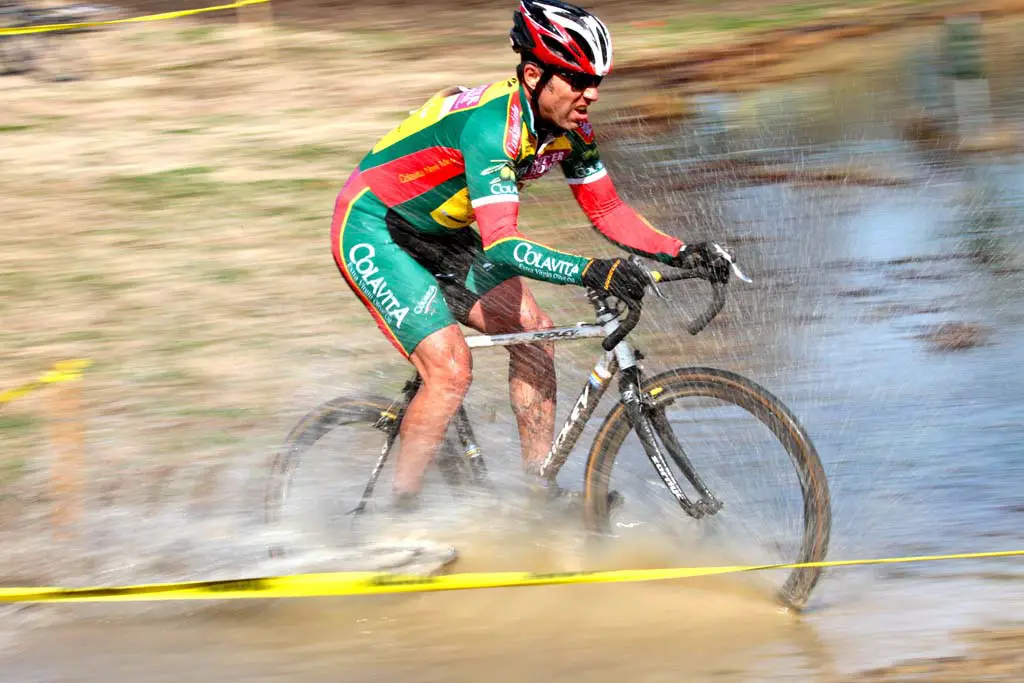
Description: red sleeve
xmin=472 ymin=199 xmax=521 ymax=248
xmin=570 ymin=172 xmax=684 ymax=263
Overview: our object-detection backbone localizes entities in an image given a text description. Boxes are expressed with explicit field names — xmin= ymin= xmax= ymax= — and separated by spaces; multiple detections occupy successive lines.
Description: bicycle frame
xmin=352 ymin=261 xmax=741 ymax=518
xmin=351 ymin=290 xmax=646 ymax=512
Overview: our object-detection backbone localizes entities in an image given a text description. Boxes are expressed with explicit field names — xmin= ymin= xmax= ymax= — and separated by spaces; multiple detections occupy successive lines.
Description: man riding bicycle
xmin=331 ymin=0 xmax=716 ymax=515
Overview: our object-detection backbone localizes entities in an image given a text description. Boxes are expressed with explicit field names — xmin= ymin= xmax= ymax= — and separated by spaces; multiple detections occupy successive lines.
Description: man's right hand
xmin=581 ymin=257 xmax=650 ymax=301
xmin=672 ymin=242 xmax=732 ymax=284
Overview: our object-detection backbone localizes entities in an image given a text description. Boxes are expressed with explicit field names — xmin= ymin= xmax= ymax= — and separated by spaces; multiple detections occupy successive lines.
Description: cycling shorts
xmin=330 ymin=170 xmax=518 ymax=358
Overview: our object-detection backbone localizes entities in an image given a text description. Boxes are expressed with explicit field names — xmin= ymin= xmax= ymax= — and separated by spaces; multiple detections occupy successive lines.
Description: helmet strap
xmin=533 ymin=69 xmax=557 ymax=135
xmin=518 ymin=58 xmax=559 ymax=137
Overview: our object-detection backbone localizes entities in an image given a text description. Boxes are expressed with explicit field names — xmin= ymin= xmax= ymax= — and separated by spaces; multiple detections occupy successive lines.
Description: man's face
xmin=525 ymin=64 xmax=601 ymax=132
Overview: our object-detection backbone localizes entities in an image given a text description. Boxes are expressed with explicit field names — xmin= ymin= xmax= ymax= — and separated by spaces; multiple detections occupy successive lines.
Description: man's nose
xmin=583 ymin=85 xmax=600 ymax=103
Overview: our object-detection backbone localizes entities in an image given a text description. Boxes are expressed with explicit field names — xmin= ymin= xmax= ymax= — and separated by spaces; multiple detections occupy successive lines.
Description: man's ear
xmin=521 ymin=62 xmax=543 ymax=91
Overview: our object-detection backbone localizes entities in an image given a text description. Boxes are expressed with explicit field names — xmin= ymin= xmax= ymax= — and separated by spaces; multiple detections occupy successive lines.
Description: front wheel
xmin=583 ymin=367 xmax=831 ymax=611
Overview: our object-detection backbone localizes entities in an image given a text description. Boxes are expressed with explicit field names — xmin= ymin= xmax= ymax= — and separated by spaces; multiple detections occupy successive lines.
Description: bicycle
xmin=265 ymin=247 xmax=832 ymax=610
xmin=0 ymin=0 xmax=112 ymax=81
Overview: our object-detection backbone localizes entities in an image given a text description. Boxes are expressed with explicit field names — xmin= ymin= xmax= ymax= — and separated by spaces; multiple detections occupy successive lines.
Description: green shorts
xmin=330 ymin=173 xmax=518 ymax=358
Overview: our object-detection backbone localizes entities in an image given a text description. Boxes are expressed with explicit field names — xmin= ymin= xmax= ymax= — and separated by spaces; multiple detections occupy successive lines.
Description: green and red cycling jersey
xmin=349 ymin=76 xmax=683 ymax=286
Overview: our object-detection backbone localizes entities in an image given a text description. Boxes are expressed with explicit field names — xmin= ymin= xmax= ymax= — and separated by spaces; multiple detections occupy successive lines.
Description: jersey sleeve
xmin=460 ymin=95 xmax=590 ymax=286
xmin=559 ymin=122 xmax=610 ymax=185
xmin=561 ymin=124 xmax=684 ymax=265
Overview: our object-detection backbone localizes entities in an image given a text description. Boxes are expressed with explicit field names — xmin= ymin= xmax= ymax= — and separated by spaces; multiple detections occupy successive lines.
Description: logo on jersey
xmin=489 ymin=176 xmax=518 ymax=195
xmin=504 ymin=95 xmax=523 ymax=158
xmin=414 ymin=285 xmax=439 ymax=315
xmin=450 ymin=85 xmax=488 ymax=112
xmin=578 ymin=120 xmax=595 ymax=144
xmin=572 ymin=160 xmax=605 ymax=178
xmin=348 ymin=243 xmax=410 ymax=329
xmin=480 ymin=160 xmax=517 ymax=182
xmin=513 ymin=243 xmax=581 ymax=282
xmin=521 ymin=150 xmax=570 ymax=181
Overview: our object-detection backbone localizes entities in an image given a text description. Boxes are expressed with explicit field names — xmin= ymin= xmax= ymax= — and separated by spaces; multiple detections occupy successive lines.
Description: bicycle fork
xmin=620 ymin=366 xmax=724 ymax=519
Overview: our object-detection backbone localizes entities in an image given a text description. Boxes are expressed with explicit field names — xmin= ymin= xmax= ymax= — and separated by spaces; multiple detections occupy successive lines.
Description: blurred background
xmin=1 ymin=0 xmax=1022 ymax=680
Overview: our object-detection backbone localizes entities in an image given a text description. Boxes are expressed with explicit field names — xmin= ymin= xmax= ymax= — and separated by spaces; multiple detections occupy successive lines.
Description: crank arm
xmin=348 ymin=423 xmax=399 ymax=516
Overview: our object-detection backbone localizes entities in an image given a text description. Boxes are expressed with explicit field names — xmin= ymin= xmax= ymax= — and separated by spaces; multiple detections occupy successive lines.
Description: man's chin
xmin=568 ymin=111 xmax=591 ymax=129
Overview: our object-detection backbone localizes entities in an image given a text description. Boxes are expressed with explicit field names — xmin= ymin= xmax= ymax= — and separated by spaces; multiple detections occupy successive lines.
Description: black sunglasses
xmin=555 ymin=69 xmax=603 ymax=91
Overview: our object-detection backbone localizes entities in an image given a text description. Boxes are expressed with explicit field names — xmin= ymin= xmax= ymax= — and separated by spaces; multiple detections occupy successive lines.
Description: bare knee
xmin=513 ymin=309 xmax=556 ymax=364
xmin=522 ymin=309 xmax=554 ymax=333
xmin=430 ymin=348 xmax=473 ymax=400
xmin=411 ymin=327 xmax=473 ymax=404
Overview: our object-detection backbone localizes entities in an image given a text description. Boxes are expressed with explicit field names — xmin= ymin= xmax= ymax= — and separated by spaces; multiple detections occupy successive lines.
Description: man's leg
xmin=464 ymin=277 xmax=556 ymax=475
xmin=330 ymin=183 xmax=472 ymax=504
xmin=393 ymin=326 xmax=473 ymax=497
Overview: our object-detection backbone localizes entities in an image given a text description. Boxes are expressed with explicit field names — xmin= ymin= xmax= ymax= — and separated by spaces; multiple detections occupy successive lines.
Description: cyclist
xmin=331 ymin=0 xmax=715 ymax=515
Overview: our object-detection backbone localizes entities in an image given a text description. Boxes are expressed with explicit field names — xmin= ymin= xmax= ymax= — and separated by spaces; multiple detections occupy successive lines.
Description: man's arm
xmin=462 ymin=96 xmax=591 ymax=286
xmin=562 ymin=127 xmax=684 ymax=265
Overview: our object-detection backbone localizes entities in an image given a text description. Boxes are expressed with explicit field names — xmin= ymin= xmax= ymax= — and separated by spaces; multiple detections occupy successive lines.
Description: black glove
xmin=672 ymin=242 xmax=732 ymax=284
xmin=582 ymin=258 xmax=650 ymax=301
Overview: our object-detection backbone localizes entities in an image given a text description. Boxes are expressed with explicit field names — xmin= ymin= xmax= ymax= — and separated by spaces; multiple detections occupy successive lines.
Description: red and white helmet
xmin=510 ymin=0 xmax=613 ymax=77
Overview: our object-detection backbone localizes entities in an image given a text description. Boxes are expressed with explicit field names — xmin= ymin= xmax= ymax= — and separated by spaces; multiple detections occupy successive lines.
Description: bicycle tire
xmin=583 ymin=367 xmax=831 ymax=611
xmin=264 ymin=394 xmax=469 ymax=557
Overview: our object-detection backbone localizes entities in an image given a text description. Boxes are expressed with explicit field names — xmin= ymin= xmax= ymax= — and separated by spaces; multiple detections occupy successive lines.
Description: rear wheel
xmin=583 ymin=367 xmax=831 ymax=610
xmin=264 ymin=395 xmax=472 ymax=558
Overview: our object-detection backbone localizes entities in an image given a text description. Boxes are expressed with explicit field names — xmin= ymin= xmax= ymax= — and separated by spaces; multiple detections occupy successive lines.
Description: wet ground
xmin=3 ymin=24 xmax=1023 ymax=683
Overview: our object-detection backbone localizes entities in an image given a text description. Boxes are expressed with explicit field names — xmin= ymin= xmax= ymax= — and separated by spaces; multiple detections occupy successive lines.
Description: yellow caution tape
xmin=0 ymin=0 xmax=269 ymax=36
xmin=0 ymin=549 xmax=1020 ymax=604
xmin=0 ymin=359 xmax=92 ymax=406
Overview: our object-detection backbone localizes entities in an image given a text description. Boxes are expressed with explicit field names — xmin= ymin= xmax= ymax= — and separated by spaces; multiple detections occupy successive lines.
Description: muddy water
xmin=4 ymin=40 xmax=1024 ymax=683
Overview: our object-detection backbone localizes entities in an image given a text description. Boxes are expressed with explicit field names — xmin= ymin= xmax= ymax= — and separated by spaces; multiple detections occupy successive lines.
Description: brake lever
xmin=710 ymin=243 xmax=753 ymax=284
xmin=628 ymin=254 xmax=667 ymax=299
xmin=650 ymin=276 xmax=667 ymax=300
